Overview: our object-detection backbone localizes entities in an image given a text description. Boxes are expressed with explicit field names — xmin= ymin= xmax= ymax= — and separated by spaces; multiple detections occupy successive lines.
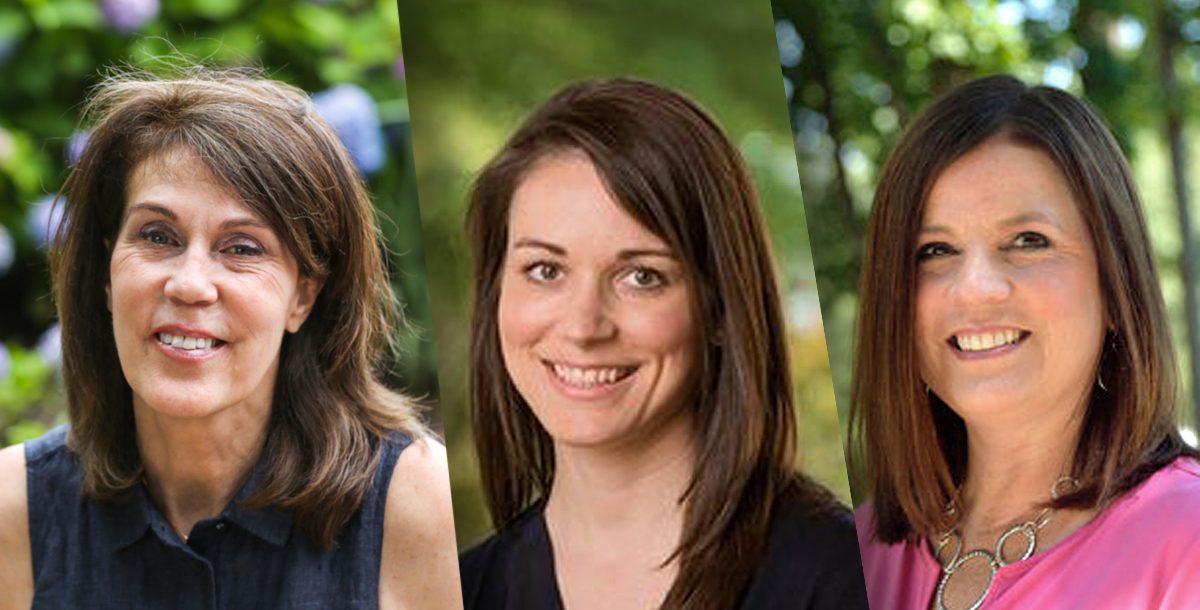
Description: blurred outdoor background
xmin=397 ymin=0 xmax=850 ymax=548
xmin=0 ymin=0 xmax=439 ymax=444
xmin=771 ymin=0 xmax=1200 ymax=504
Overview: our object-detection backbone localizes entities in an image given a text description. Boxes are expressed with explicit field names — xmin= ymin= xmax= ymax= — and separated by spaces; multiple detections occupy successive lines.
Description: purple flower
xmin=101 ymin=0 xmax=160 ymax=34
xmin=66 ymin=130 xmax=91 ymax=165
xmin=26 ymin=194 xmax=67 ymax=248
xmin=0 ymin=224 xmax=13 ymax=276
xmin=393 ymin=57 xmax=406 ymax=81
xmin=0 ymin=343 xmax=9 ymax=382
xmin=312 ymin=84 xmax=386 ymax=175
xmin=36 ymin=323 xmax=62 ymax=369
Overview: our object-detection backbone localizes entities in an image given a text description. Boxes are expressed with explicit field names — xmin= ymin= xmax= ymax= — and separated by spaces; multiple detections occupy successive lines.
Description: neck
xmin=958 ymin=400 xmax=1084 ymax=536
xmin=135 ymin=398 xmax=271 ymax=539
xmin=545 ymin=410 xmax=695 ymax=563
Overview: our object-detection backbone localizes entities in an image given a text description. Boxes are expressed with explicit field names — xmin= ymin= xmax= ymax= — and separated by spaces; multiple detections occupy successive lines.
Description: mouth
xmin=156 ymin=332 xmax=227 ymax=350
xmin=948 ymin=328 xmax=1029 ymax=354
xmin=545 ymin=361 xmax=639 ymax=390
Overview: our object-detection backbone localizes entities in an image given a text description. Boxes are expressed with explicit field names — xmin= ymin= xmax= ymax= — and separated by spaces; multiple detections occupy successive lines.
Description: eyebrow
xmin=920 ymin=208 xmax=1064 ymax=235
xmin=511 ymin=237 xmax=676 ymax=260
xmin=126 ymin=202 xmax=273 ymax=231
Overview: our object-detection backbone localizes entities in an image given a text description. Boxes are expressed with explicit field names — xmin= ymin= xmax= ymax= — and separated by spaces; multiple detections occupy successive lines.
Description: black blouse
xmin=459 ymin=493 xmax=870 ymax=609
xmin=26 ymin=425 xmax=411 ymax=609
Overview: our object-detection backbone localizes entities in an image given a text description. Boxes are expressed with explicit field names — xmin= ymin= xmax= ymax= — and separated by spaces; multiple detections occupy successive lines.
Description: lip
xmin=151 ymin=324 xmax=227 ymax=364
xmin=945 ymin=326 xmax=1030 ymax=361
xmin=541 ymin=359 xmax=639 ymax=400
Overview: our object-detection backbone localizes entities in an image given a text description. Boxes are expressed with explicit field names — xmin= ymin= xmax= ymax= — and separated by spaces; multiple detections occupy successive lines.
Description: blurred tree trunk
xmin=1157 ymin=7 xmax=1200 ymax=427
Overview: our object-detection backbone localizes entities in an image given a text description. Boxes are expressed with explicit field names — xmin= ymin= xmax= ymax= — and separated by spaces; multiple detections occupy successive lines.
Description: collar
xmin=99 ymin=451 xmax=294 ymax=552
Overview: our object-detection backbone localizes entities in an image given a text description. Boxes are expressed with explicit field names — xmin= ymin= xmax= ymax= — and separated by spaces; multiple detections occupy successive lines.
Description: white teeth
xmin=552 ymin=363 xmax=632 ymax=388
xmin=955 ymin=330 xmax=1021 ymax=352
xmin=157 ymin=333 xmax=217 ymax=350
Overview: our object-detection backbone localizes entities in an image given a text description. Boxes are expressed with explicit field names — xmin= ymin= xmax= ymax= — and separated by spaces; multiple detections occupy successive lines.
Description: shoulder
xmin=1104 ymin=458 xmax=1200 ymax=542
xmin=1112 ymin=458 xmax=1200 ymax=524
xmin=0 ymin=442 xmax=32 ymax=610
xmin=458 ymin=507 xmax=545 ymax=609
xmin=379 ymin=435 xmax=462 ymax=610
xmin=745 ymin=482 xmax=869 ymax=609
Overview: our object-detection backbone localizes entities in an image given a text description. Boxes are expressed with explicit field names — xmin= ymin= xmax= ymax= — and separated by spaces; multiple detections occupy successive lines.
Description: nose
xmin=559 ymin=277 xmax=617 ymax=344
xmin=163 ymin=246 xmax=219 ymax=305
xmin=951 ymin=250 xmax=1012 ymax=304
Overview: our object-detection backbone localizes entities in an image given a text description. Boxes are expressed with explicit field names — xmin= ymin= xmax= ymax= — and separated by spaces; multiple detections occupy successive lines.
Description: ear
xmin=285 ymin=274 xmax=327 ymax=333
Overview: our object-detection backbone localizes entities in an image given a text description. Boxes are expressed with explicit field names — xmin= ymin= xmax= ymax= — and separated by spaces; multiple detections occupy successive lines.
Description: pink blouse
xmin=856 ymin=458 xmax=1200 ymax=609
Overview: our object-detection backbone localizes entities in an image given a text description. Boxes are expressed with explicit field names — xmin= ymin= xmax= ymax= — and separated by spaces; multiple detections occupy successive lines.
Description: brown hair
xmin=852 ymin=74 xmax=1196 ymax=543
xmin=52 ymin=66 xmax=425 ymax=548
xmin=467 ymin=78 xmax=836 ymax=608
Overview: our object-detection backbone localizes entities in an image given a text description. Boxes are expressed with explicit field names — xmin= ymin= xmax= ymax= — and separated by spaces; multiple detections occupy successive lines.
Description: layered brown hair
xmin=467 ymin=78 xmax=836 ymax=609
xmin=852 ymin=74 xmax=1196 ymax=543
xmin=52 ymin=66 xmax=425 ymax=548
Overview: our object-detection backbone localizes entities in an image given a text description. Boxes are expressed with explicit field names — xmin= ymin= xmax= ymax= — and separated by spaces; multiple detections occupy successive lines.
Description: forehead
xmin=507 ymin=153 xmax=669 ymax=252
xmin=924 ymin=137 xmax=1087 ymax=232
xmin=124 ymin=149 xmax=262 ymax=221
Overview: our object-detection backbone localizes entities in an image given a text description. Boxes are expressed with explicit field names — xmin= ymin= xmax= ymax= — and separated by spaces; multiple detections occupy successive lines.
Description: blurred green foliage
xmin=772 ymin=0 xmax=1200 ymax=504
xmin=398 ymin=0 xmax=852 ymax=548
xmin=0 ymin=0 xmax=439 ymax=444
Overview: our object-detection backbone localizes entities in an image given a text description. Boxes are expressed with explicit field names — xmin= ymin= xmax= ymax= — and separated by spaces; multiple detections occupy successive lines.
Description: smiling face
xmin=915 ymin=136 xmax=1106 ymax=427
xmin=497 ymin=153 xmax=700 ymax=451
xmin=108 ymin=149 xmax=322 ymax=422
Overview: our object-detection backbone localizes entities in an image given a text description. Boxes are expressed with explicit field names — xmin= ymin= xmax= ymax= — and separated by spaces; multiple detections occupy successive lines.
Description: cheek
xmin=620 ymin=298 xmax=697 ymax=364
xmin=497 ymin=280 xmax=553 ymax=352
xmin=914 ymin=278 xmax=943 ymax=376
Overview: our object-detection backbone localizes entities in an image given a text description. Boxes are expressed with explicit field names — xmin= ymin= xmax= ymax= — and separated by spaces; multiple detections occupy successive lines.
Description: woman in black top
xmin=459 ymin=78 xmax=868 ymax=610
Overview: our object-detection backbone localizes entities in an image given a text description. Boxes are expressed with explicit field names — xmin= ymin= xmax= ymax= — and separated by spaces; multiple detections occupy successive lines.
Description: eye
xmin=620 ymin=266 xmax=668 ymax=290
xmin=916 ymin=241 xmax=956 ymax=262
xmin=1011 ymin=231 xmax=1050 ymax=249
xmin=523 ymin=261 xmax=563 ymax=283
xmin=139 ymin=225 xmax=177 ymax=247
xmin=223 ymin=239 xmax=264 ymax=257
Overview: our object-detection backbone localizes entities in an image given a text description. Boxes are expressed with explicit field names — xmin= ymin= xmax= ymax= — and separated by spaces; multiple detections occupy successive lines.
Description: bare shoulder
xmin=0 ymin=442 xmax=33 ymax=609
xmin=378 ymin=435 xmax=463 ymax=610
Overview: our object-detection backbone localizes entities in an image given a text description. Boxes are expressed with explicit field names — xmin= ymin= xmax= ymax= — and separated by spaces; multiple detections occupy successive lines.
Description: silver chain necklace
xmin=932 ymin=476 xmax=1078 ymax=610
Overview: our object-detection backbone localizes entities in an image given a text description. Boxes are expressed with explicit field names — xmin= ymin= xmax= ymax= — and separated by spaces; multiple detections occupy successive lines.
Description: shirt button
xmin=215 ymin=522 xmax=226 ymax=531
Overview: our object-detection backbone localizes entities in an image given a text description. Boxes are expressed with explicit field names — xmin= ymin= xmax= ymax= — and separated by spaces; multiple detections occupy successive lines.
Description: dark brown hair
xmin=52 ymin=66 xmax=425 ymax=548
xmin=467 ymin=78 xmax=836 ymax=609
xmin=852 ymin=74 xmax=1195 ymax=543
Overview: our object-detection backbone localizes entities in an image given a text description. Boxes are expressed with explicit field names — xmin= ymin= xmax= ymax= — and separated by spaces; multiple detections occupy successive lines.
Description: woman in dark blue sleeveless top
xmin=0 ymin=67 xmax=459 ymax=610
xmin=460 ymin=78 xmax=868 ymax=610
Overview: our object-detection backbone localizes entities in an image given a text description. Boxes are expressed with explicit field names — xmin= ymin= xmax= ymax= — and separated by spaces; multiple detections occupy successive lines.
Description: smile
xmin=548 ymin=361 xmax=638 ymax=389
xmin=949 ymin=329 xmax=1028 ymax=353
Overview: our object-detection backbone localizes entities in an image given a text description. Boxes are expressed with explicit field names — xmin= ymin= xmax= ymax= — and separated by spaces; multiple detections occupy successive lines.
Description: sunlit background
xmin=397 ymin=0 xmax=850 ymax=548
xmin=0 ymin=0 xmax=439 ymax=443
xmin=771 ymin=0 xmax=1200 ymax=504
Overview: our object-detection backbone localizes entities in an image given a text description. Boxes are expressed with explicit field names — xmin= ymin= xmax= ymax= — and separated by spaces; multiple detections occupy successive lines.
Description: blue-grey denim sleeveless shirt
xmin=25 ymin=425 xmax=411 ymax=609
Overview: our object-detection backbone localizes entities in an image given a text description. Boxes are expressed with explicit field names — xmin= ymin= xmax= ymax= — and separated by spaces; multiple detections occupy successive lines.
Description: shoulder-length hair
xmin=467 ymin=78 xmax=833 ymax=609
xmin=52 ymin=66 xmax=425 ymax=548
xmin=852 ymin=74 xmax=1196 ymax=543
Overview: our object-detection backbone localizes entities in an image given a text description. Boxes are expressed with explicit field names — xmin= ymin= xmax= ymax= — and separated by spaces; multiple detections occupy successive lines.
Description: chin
xmin=132 ymin=386 xmax=230 ymax=420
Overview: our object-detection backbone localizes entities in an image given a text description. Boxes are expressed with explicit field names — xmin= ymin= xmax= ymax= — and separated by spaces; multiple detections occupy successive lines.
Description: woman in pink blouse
xmin=851 ymin=74 xmax=1200 ymax=610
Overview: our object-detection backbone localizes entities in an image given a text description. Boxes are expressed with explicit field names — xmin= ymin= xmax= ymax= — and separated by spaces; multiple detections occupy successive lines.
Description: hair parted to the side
xmin=851 ymin=74 xmax=1197 ymax=544
xmin=467 ymin=77 xmax=839 ymax=609
xmin=51 ymin=65 xmax=426 ymax=549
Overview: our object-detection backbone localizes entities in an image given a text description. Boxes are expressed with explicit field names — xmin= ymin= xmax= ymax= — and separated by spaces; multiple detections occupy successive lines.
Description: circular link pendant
xmin=995 ymin=522 xmax=1037 ymax=566
xmin=936 ymin=550 xmax=997 ymax=610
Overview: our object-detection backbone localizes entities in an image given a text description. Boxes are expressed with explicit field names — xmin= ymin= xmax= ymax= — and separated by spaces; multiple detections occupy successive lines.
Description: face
xmin=915 ymin=136 xmax=1106 ymax=427
xmin=498 ymin=153 xmax=700 ymax=452
xmin=108 ymin=150 xmax=322 ymax=421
